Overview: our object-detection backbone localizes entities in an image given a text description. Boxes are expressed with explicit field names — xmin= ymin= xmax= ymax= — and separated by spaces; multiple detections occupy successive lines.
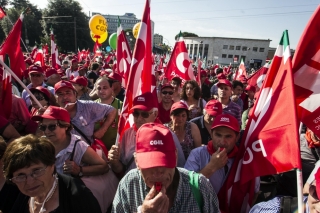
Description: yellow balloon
xmin=89 ymin=15 xmax=108 ymax=36
xmin=132 ymin=22 xmax=141 ymax=39
xmin=90 ymin=31 xmax=108 ymax=44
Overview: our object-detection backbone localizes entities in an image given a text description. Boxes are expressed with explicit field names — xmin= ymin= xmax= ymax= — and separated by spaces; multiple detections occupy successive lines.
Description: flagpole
xmin=0 ymin=59 xmax=43 ymax=109
xmin=296 ymin=169 xmax=304 ymax=213
xmin=5 ymin=16 xmax=29 ymax=53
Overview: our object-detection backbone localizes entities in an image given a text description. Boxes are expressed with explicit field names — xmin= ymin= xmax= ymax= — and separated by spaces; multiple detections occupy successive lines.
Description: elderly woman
xmin=166 ymin=102 xmax=202 ymax=159
xmin=180 ymin=80 xmax=207 ymax=119
xmin=2 ymin=134 xmax=101 ymax=213
xmin=29 ymin=86 xmax=58 ymax=116
xmin=70 ymin=76 xmax=92 ymax=100
xmin=32 ymin=106 xmax=113 ymax=212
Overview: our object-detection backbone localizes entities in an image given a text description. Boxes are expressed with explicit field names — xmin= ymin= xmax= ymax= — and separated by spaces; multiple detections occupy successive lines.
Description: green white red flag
xmin=218 ymin=30 xmax=301 ymax=212
xmin=50 ymin=29 xmax=61 ymax=70
xmin=292 ymin=5 xmax=320 ymax=137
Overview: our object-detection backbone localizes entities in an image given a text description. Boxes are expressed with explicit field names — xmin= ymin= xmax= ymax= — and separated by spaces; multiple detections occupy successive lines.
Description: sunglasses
xmin=30 ymin=73 xmax=42 ymax=78
xmin=39 ymin=123 xmax=59 ymax=132
xmin=162 ymin=91 xmax=174 ymax=95
xmin=132 ymin=111 xmax=153 ymax=118
xmin=309 ymin=184 xmax=319 ymax=201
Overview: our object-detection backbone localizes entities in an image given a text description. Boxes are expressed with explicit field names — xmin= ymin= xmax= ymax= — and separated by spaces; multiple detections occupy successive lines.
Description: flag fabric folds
xmin=0 ymin=6 xmax=6 ymax=20
xmin=292 ymin=5 xmax=320 ymax=137
xmin=51 ymin=29 xmax=61 ymax=70
xmin=247 ymin=61 xmax=271 ymax=92
xmin=218 ymin=30 xmax=301 ymax=213
xmin=234 ymin=59 xmax=247 ymax=80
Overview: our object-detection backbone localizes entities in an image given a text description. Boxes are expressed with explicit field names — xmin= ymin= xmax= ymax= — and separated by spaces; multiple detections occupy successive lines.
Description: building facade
xmin=184 ymin=37 xmax=271 ymax=67
xmin=154 ymin=33 xmax=163 ymax=45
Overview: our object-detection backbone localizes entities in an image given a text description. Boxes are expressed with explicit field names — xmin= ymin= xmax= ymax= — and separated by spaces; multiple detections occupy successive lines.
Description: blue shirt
xmin=22 ymin=82 xmax=54 ymax=108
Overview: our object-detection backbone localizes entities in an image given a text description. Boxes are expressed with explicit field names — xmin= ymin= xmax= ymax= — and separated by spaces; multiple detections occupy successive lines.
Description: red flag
xmin=165 ymin=32 xmax=195 ymax=84
xmin=34 ymin=48 xmax=45 ymax=69
xmin=223 ymin=63 xmax=232 ymax=76
xmin=51 ymin=29 xmax=61 ymax=70
xmin=246 ymin=61 xmax=271 ymax=92
xmin=0 ymin=68 xmax=12 ymax=119
xmin=0 ymin=6 xmax=6 ymax=20
xmin=235 ymin=59 xmax=247 ymax=80
xmin=118 ymin=0 xmax=155 ymax=142
xmin=0 ymin=14 xmax=25 ymax=79
xmin=116 ymin=17 xmax=132 ymax=88
xmin=42 ymin=44 xmax=49 ymax=56
xmin=218 ymin=30 xmax=301 ymax=212
xmin=292 ymin=5 xmax=320 ymax=137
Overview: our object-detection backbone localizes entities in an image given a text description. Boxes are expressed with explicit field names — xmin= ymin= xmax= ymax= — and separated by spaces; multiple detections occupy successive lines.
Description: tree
xmin=42 ymin=0 xmax=91 ymax=52
xmin=174 ymin=31 xmax=198 ymax=40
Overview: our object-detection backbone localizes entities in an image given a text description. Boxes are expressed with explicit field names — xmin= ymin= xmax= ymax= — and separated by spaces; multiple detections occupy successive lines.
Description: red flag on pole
xmin=234 ymin=59 xmax=247 ymax=80
xmin=165 ymin=31 xmax=195 ymax=84
xmin=0 ymin=6 xmax=6 ymax=20
xmin=292 ymin=5 xmax=320 ymax=137
xmin=0 ymin=67 xmax=12 ymax=119
xmin=246 ymin=61 xmax=271 ymax=92
xmin=51 ymin=29 xmax=61 ymax=70
xmin=218 ymin=30 xmax=301 ymax=212
xmin=117 ymin=0 xmax=155 ymax=142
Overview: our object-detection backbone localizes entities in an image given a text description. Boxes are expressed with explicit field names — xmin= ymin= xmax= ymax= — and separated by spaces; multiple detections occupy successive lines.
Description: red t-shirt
xmin=157 ymin=101 xmax=173 ymax=124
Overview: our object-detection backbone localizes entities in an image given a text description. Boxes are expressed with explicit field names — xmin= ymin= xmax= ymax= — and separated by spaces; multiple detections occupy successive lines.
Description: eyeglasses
xmin=30 ymin=73 xmax=42 ymax=78
xmin=10 ymin=166 xmax=48 ymax=183
xmin=32 ymin=95 xmax=45 ymax=101
xmin=309 ymin=184 xmax=319 ymax=201
xmin=162 ymin=91 xmax=174 ymax=95
xmin=132 ymin=111 xmax=153 ymax=118
xmin=39 ymin=123 xmax=59 ymax=132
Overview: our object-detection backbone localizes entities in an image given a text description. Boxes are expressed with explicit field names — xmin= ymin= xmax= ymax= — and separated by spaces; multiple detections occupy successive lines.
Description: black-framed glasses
xmin=39 ymin=123 xmax=59 ymax=132
xmin=10 ymin=166 xmax=48 ymax=183
xmin=162 ymin=91 xmax=174 ymax=95
xmin=132 ymin=111 xmax=153 ymax=118
xmin=309 ymin=184 xmax=319 ymax=201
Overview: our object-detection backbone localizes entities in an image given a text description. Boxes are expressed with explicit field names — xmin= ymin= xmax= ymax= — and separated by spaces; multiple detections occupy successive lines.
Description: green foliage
xmin=174 ymin=31 xmax=199 ymax=40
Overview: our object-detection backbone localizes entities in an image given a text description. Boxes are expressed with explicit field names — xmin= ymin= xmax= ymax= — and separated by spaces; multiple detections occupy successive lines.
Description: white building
xmin=92 ymin=12 xmax=155 ymax=45
xmin=184 ymin=37 xmax=271 ymax=67
xmin=154 ymin=33 xmax=163 ymax=45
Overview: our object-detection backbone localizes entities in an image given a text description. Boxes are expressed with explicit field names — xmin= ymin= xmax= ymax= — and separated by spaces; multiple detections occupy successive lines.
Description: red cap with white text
xmin=211 ymin=114 xmax=240 ymax=132
xmin=32 ymin=106 xmax=70 ymax=123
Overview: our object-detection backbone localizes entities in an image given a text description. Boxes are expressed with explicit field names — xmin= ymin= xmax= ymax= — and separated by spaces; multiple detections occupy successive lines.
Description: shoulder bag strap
xmin=69 ymin=139 xmax=81 ymax=161
xmin=71 ymin=122 xmax=91 ymax=145
xmin=188 ymin=171 xmax=203 ymax=213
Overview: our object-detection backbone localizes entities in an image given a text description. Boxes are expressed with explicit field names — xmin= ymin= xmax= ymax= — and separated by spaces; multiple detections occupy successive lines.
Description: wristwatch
xmin=78 ymin=166 xmax=83 ymax=177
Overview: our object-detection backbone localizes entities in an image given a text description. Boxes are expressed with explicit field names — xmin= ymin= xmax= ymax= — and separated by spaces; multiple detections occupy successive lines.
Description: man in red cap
xmin=45 ymin=68 xmax=61 ymax=87
xmin=54 ymin=80 xmax=116 ymax=144
xmin=65 ymin=59 xmax=79 ymax=80
xmin=185 ymin=114 xmax=259 ymax=195
xmin=108 ymin=72 xmax=125 ymax=102
xmin=210 ymin=68 xmax=225 ymax=99
xmin=112 ymin=123 xmax=219 ymax=213
xmin=217 ymin=79 xmax=242 ymax=126
xmin=157 ymin=83 xmax=174 ymax=124
xmin=231 ymin=80 xmax=244 ymax=112
xmin=190 ymin=100 xmax=223 ymax=145
xmin=22 ymin=65 xmax=54 ymax=108
xmin=108 ymin=92 xmax=185 ymax=175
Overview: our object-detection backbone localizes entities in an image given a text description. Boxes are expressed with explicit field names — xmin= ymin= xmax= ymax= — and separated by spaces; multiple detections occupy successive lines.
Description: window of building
xmin=228 ymin=54 xmax=233 ymax=58
xmin=223 ymin=45 xmax=228 ymax=49
xmin=234 ymin=55 xmax=239 ymax=61
xmin=242 ymin=46 xmax=248 ymax=51
xmin=190 ymin=44 xmax=193 ymax=55
xmin=203 ymin=44 xmax=209 ymax=58
xmin=194 ymin=44 xmax=198 ymax=58
xmin=252 ymin=47 xmax=258 ymax=52
xmin=259 ymin=48 xmax=265 ymax=52
xmin=222 ymin=54 xmax=227 ymax=58
xmin=236 ymin=46 xmax=241 ymax=50
xmin=229 ymin=45 xmax=234 ymax=50
xmin=187 ymin=44 xmax=189 ymax=51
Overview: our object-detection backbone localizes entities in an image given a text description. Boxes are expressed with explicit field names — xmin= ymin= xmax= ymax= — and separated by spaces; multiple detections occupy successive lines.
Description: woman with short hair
xmin=70 ymin=76 xmax=92 ymax=101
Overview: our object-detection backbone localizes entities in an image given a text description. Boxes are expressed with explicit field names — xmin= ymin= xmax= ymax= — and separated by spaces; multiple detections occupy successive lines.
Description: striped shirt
xmin=112 ymin=168 xmax=220 ymax=213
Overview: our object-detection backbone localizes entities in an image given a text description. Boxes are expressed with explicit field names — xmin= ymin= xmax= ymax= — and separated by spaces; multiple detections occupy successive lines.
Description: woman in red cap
xmin=69 ymin=76 xmax=92 ymax=101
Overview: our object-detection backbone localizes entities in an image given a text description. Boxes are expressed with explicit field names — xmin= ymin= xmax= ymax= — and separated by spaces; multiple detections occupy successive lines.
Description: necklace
xmin=30 ymin=174 xmax=58 ymax=213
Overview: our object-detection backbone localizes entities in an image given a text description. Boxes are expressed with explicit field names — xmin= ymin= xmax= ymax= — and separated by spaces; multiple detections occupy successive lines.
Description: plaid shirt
xmin=112 ymin=168 xmax=220 ymax=213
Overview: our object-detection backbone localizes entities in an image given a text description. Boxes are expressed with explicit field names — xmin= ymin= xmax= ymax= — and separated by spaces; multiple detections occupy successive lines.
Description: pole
xmin=0 ymin=59 xmax=43 ymax=109
xmin=74 ymin=17 xmax=77 ymax=53
xmin=6 ymin=17 xmax=29 ymax=53
xmin=296 ymin=169 xmax=304 ymax=213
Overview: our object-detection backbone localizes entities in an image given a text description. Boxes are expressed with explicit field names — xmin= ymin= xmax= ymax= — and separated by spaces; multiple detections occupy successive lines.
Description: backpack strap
xmin=188 ymin=171 xmax=203 ymax=213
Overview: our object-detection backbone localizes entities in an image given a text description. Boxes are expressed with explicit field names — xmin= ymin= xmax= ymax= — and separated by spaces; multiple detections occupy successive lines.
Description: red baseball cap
xmin=45 ymin=68 xmax=58 ymax=78
xmin=200 ymin=70 xmax=207 ymax=77
xmin=237 ymin=75 xmax=247 ymax=83
xmin=70 ymin=76 xmax=88 ymax=87
xmin=24 ymin=58 xmax=33 ymax=65
xmin=99 ymin=70 xmax=109 ymax=77
xmin=217 ymin=79 xmax=232 ymax=88
xmin=54 ymin=80 xmax=76 ymax=94
xmin=29 ymin=86 xmax=51 ymax=99
xmin=217 ymin=73 xmax=226 ymax=80
xmin=245 ymin=85 xmax=256 ymax=93
xmin=108 ymin=72 xmax=122 ymax=82
xmin=29 ymin=65 xmax=44 ymax=74
xmin=205 ymin=100 xmax=222 ymax=117
xmin=161 ymin=83 xmax=174 ymax=91
xmin=211 ymin=114 xmax=240 ymax=132
xmin=135 ymin=123 xmax=176 ymax=169
xmin=32 ymin=106 xmax=70 ymax=123
xmin=71 ymin=59 xmax=77 ymax=64
xmin=131 ymin=92 xmax=157 ymax=112
xmin=170 ymin=102 xmax=188 ymax=114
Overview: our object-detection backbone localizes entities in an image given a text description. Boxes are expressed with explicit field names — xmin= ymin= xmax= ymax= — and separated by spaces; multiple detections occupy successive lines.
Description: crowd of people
xmin=0 ymin=52 xmax=319 ymax=213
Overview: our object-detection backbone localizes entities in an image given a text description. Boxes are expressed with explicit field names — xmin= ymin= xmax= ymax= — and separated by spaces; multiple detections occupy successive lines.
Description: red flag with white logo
xmin=218 ymin=30 xmax=301 ymax=212
xmin=116 ymin=17 xmax=132 ymax=88
xmin=117 ymin=0 xmax=155 ymax=142
xmin=247 ymin=61 xmax=271 ymax=92
xmin=51 ymin=29 xmax=61 ymax=70
xmin=292 ymin=5 xmax=320 ymax=137
xmin=165 ymin=31 xmax=195 ymax=84
xmin=234 ymin=59 xmax=247 ymax=80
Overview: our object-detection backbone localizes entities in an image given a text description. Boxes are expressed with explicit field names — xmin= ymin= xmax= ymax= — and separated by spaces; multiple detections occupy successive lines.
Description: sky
xmin=30 ymin=0 xmax=319 ymax=49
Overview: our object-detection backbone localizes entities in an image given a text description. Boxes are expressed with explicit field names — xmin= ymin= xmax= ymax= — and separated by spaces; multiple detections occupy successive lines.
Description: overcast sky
xmin=31 ymin=0 xmax=319 ymax=49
